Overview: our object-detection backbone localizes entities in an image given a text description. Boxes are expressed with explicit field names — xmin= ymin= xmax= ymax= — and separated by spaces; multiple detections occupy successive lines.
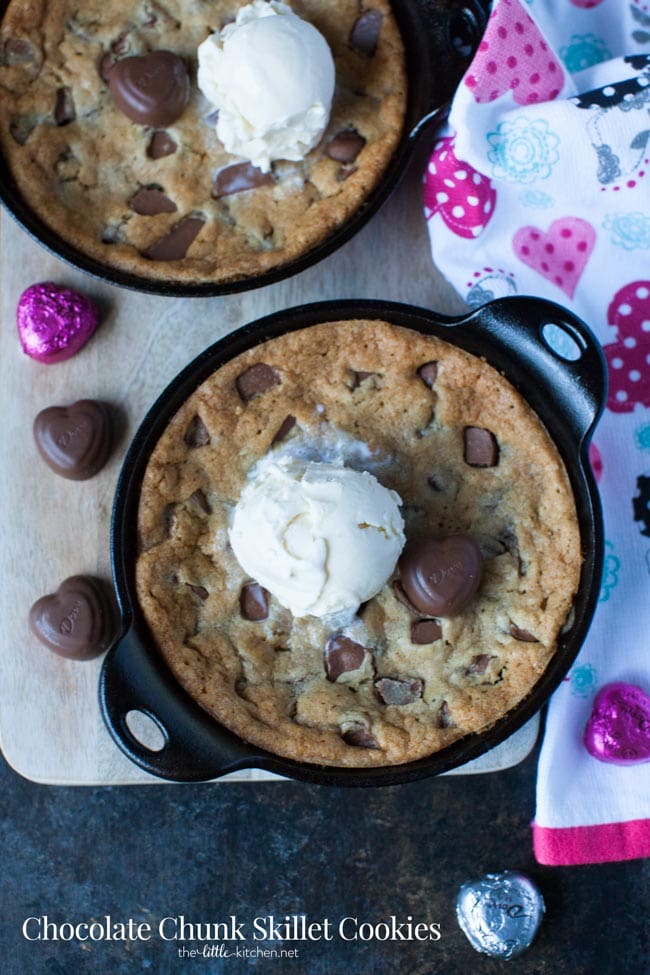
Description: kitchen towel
xmin=424 ymin=0 xmax=650 ymax=864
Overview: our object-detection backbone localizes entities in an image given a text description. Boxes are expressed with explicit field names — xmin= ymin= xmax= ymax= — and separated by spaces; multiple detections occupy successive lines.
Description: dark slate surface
xmin=0 ymin=732 xmax=647 ymax=975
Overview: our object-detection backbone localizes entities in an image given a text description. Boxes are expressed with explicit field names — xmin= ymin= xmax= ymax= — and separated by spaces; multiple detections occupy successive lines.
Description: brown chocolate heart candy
xmin=29 ymin=575 xmax=117 ymax=660
xmin=109 ymin=50 xmax=189 ymax=126
xmin=33 ymin=400 xmax=113 ymax=480
xmin=398 ymin=535 xmax=483 ymax=618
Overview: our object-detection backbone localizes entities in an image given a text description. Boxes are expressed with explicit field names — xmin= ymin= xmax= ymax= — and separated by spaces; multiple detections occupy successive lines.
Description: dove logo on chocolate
xmin=33 ymin=400 xmax=113 ymax=480
xmin=29 ymin=576 xmax=117 ymax=660
xmin=398 ymin=535 xmax=483 ymax=618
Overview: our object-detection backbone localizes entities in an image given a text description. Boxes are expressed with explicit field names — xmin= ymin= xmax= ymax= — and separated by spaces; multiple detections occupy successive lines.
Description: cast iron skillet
xmin=0 ymin=0 xmax=489 ymax=296
xmin=100 ymin=297 xmax=607 ymax=785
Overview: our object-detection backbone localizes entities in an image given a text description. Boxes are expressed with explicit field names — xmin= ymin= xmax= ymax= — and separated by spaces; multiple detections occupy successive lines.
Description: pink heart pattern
xmin=603 ymin=281 xmax=650 ymax=413
xmin=464 ymin=0 xmax=564 ymax=106
xmin=512 ymin=218 xmax=596 ymax=298
xmin=424 ymin=136 xmax=497 ymax=239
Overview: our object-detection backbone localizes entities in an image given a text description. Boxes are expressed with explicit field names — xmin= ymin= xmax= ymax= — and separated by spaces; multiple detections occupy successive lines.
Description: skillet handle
xmin=407 ymin=0 xmax=491 ymax=134
xmin=458 ymin=296 xmax=608 ymax=448
xmin=99 ymin=626 xmax=264 ymax=782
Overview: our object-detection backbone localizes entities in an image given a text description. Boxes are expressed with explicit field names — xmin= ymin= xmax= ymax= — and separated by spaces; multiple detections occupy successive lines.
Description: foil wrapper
xmin=456 ymin=870 xmax=545 ymax=960
xmin=17 ymin=282 xmax=99 ymax=364
xmin=584 ymin=682 xmax=650 ymax=765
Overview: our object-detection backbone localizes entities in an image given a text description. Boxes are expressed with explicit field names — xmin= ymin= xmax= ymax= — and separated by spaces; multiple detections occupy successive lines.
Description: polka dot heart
xmin=512 ymin=218 xmax=596 ymax=298
xmin=424 ymin=136 xmax=497 ymax=239
xmin=603 ymin=282 xmax=650 ymax=414
xmin=464 ymin=0 xmax=564 ymax=106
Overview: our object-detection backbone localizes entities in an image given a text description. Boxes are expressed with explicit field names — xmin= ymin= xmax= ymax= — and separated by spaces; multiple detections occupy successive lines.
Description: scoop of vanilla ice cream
xmin=197 ymin=0 xmax=335 ymax=172
xmin=229 ymin=458 xmax=405 ymax=618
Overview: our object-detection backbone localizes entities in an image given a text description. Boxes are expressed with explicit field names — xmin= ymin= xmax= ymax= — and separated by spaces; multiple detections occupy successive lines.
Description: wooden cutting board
xmin=0 ymin=151 xmax=538 ymax=784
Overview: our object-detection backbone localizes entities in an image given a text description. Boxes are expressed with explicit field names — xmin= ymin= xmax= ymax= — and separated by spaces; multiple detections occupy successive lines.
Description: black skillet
xmin=100 ymin=296 xmax=607 ymax=784
xmin=0 ymin=0 xmax=490 ymax=296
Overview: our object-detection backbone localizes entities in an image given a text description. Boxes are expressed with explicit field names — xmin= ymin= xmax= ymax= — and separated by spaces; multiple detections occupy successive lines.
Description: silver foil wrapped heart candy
xmin=456 ymin=870 xmax=545 ymax=959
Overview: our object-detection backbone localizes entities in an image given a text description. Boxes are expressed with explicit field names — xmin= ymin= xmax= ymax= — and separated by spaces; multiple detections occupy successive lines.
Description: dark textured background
xmin=1 ymin=727 xmax=647 ymax=975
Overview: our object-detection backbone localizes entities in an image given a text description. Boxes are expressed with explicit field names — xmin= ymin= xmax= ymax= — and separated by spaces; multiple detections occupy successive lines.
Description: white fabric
xmin=423 ymin=0 xmax=650 ymax=841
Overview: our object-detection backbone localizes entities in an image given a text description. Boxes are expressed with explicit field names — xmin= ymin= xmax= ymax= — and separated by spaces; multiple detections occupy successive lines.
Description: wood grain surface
xmin=0 ymin=144 xmax=538 ymax=784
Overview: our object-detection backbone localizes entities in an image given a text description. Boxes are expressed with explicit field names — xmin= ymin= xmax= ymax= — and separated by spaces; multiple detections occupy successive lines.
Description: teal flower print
xmin=487 ymin=117 xmax=560 ymax=184
xmin=560 ymin=34 xmax=612 ymax=74
xmin=569 ymin=664 xmax=598 ymax=699
xmin=599 ymin=540 xmax=620 ymax=603
xmin=635 ymin=423 xmax=650 ymax=451
xmin=519 ymin=189 xmax=554 ymax=209
xmin=603 ymin=212 xmax=650 ymax=251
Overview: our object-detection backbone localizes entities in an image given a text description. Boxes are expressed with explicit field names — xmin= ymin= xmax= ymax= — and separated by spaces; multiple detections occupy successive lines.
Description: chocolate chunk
xmin=438 ymin=701 xmax=453 ymax=728
xmin=143 ymin=215 xmax=204 ymax=261
xmin=9 ymin=115 xmax=38 ymax=145
xmin=187 ymin=583 xmax=209 ymax=601
xmin=147 ymin=130 xmax=177 ymax=159
xmin=272 ymin=415 xmax=296 ymax=444
xmin=240 ymin=582 xmax=269 ymax=621
xmin=326 ymin=130 xmax=366 ymax=163
xmin=189 ymin=488 xmax=211 ymax=513
xmin=427 ymin=476 xmax=442 ymax=492
xmin=183 ymin=414 xmax=210 ymax=447
xmin=342 ymin=726 xmax=379 ymax=749
xmin=108 ymin=50 xmax=190 ymax=126
xmin=213 ymin=162 xmax=274 ymax=198
xmin=162 ymin=503 xmax=177 ymax=537
xmin=350 ymin=9 xmax=383 ymax=56
xmin=411 ymin=619 xmax=442 ymax=644
xmin=392 ymin=579 xmax=420 ymax=615
xmin=510 ymin=623 xmax=538 ymax=643
xmin=110 ymin=31 xmax=130 ymax=55
xmin=236 ymin=363 xmax=281 ymax=402
xmin=33 ymin=400 xmax=113 ymax=481
xmin=398 ymin=535 xmax=483 ymax=618
xmin=325 ymin=635 xmax=369 ymax=682
xmin=99 ymin=52 xmax=116 ymax=83
xmin=336 ymin=164 xmax=357 ymax=182
xmin=350 ymin=370 xmax=379 ymax=389
xmin=418 ymin=361 xmax=438 ymax=389
xmin=466 ymin=654 xmax=495 ymax=675
xmin=375 ymin=677 xmax=423 ymax=706
xmin=54 ymin=87 xmax=75 ymax=126
xmin=129 ymin=186 xmax=177 ymax=215
xmin=29 ymin=575 xmax=117 ymax=660
xmin=464 ymin=426 xmax=499 ymax=467
xmin=3 ymin=37 xmax=37 ymax=64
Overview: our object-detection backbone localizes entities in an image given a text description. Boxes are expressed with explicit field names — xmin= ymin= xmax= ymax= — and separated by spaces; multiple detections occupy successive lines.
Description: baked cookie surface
xmin=0 ymin=0 xmax=406 ymax=283
xmin=135 ymin=320 xmax=582 ymax=767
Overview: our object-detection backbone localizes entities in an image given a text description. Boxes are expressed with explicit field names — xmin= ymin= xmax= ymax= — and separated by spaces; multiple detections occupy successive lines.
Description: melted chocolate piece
xmin=342 ymin=726 xmax=379 ymax=749
xmin=108 ymin=50 xmax=190 ymax=126
xmin=417 ymin=361 xmax=438 ymax=389
xmin=375 ymin=677 xmax=423 ymax=706
xmin=54 ymin=87 xmax=75 ymax=125
xmin=99 ymin=52 xmax=116 ymax=83
xmin=33 ymin=400 xmax=113 ymax=480
xmin=272 ymin=415 xmax=296 ymax=444
xmin=350 ymin=9 xmax=383 ymax=56
xmin=189 ymin=488 xmax=211 ymax=514
xmin=9 ymin=115 xmax=37 ymax=145
xmin=29 ymin=575 xmax=117 ymax=660
xmin=143 ymin=215 xmax=205 ymax=261
xmin=438 ymin=701 xmax=453 ymax=728
xmin=187 ymin=583 xmax=209 ymax=601
xmin=325 ymin=635 xmax=368 ymax=682
xmin=326 ymin=130 xmax=366 ymax=163
xmin=427 ymin=476 xmax=442 ymax=492
xmin=510 ymin=623 xmax=538 ymax=643
xmin=4 ymin=37 xmax=37 ymax=64
xmin=351 ymin=370 xmax=378 ymax=389
xmin=240 ymin=582 xmax=269 ymax=622
xmin=183 ymin=414 xmax=210 ymax=447
xmin=147 ymin=130 xmax=177 ymax=159
xmin=410 ymin=619 xmax=442 ymax=645
xmin=213 ymin=162 xmax=274 ymax=198
xmin=464 ymin=426 xmax=499 ymax=467
xmin=129 ymin=187 xmax=177 ymax=215
xmin=465 ymin=654 xmax=495 ymax=675
xmin=398 ymin=535 xmax=483 ymax=618
xmin=236 ymin=363 xmax=281 ymax=402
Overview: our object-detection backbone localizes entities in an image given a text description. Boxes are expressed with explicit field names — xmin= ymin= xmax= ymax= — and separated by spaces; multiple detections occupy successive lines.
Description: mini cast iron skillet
xmin=0 ymin=0 xmax=489 ymax=296
xmin=100 ymin=297 xmax=607 ymax=785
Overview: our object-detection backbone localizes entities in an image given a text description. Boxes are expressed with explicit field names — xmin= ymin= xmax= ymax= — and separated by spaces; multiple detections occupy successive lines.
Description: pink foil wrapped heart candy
xmin=17 ymin=282 xmax=99 ymax=364
xmin=584 ymin=682 xmax=650 ymax=765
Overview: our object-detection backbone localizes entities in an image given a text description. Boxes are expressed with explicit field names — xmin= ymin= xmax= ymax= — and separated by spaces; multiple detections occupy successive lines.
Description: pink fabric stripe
xmin=533 ymin=820 xmax=650 ymax=866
